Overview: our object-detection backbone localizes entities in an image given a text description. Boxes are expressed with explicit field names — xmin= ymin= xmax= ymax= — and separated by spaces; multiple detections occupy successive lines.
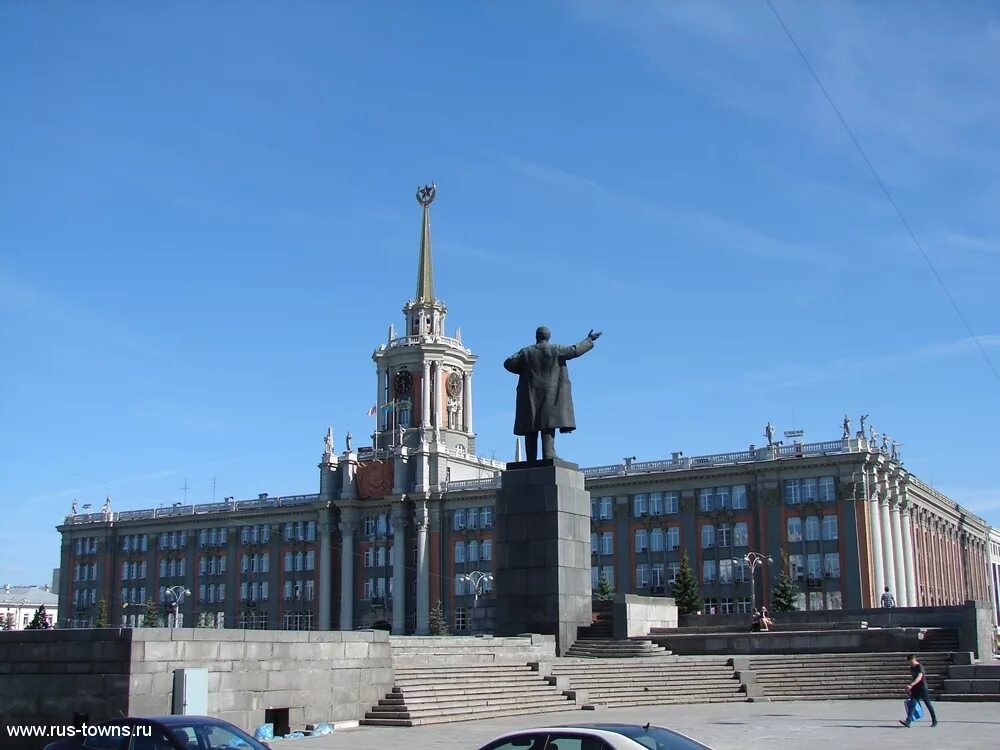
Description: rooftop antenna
xmin=181 ymin=479 xmax=190 ymax=503
xmin=211 ymin=476 xmax=217 ymax=502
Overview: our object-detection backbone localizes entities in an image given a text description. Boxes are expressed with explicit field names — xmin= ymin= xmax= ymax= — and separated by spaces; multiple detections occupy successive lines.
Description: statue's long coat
xmin=503 ymin=337 xmax=594 ymax=436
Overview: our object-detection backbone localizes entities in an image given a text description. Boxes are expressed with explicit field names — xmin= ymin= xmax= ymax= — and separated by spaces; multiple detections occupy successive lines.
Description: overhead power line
xmin=763 ymin=0 xmax=1000 ymax=386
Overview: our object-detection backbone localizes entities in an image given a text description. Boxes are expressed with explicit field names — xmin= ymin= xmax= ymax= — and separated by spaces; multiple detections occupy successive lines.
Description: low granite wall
xmin=389 ymin=634 xmax=556 ymax=666
xmin=614 ymin=594 xmax=678 ymax=639
xmin=677 ymin=601 xmax=993 ymax=658
xmin=0 ymin=628 xmax=393 ymax=750
xmin=650 ymin=627 xmax=926 ymax=656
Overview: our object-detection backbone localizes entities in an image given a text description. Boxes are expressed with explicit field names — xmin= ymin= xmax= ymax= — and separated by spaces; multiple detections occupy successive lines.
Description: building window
xmin=599 ymin=497 xmax=613 ymax=519
xmin=818 ymin=476 xmax=836 ymax=501
xmin=807 ymin=554 xmax=822 ymax=583
xmin=698 ymin=489 xmax=714 ymax=512
xmin=453 ymin=509 xmax=466 ymax=531
xmin=304 ymin=581 xmax=314 ymax=601
xmin=305 ymin=551 xmax=315 ymax=571
xmin=454 ymin=541 xmax=465 ymax=563
xmin=734 ymin=522 xmax=748 ymax=547
xmin=481 ymin=539 xmax=493 ymax=561
xmin=787 ymin=517 xmax=803 ymax=543
xmin=717 ymin=524 xmax=732 ymax=548
xmin=719 ymin=559 xmax=733 ymax=584
xmin=600 ymin=532 xmax=613 ymax=555
xmin=704 ymin=597 xmax=719 ymax=615
xmin=824 ymin=553 xmax=841 ymax=579
xmin=650 ymin=528 xmax=664 ymax=552
xmin=734 ymin=560 xmax=749 ymax=583
xmin=789 ymin=554 xmax=804 ymax=581
xmin=701 ymin=525 xmax=715 ymax=549
xmin=454 ymin=607 xmax=469 ymax=632
xmin=652 ymin=563 xmax=664 ymax=589
xmin=809 ymin=591 xmax=824 ymax=611
xmin=802 ymin=478 xmax=818 ymax=502
xmin=665 ymin=492 xmax=680 ymax=514
xmin=805 ymin=516 xmax=820 ymax=542
xmin=715 ymin=486 xmax=730 ymax=509
xmin=467 ymin=508 xmax=478 ymax=530
xmin=635 ymin=529 xmax=648 ymax=553
xmin=650 ymin=492 xmax=664 ymax=516
xmin=784 ymin=480 xmax=801 ymax=504
xmin=826 ymin=590 xmax=843 ymax=610
xmin=284 ymin=552 xmax=293 ymax=572
xmin=666 ymin=527 xmax=680 ymax=550
xmin=454 ymin=575 xmax=465 ymax=596
xmin=635 ymin=564 xmax=650 ymax=589
xmin=732 ymin=485 xmax=748 ymax=509
xmin=720 ymin=597 xmax=734 ymax=614
xmin=822 ymin=515 xmax=839 ymax=540
xmin=703 ymin=560 xmax=716 ymax=585
xmin=736 ymin=596 xmax=752 ymax=613
xmin=633 ymin=494 xmax=648 ymax=517
xmin=467 ymin=540 xmax=479 ymax=562
xmin=480 ymin=506 xmax=493 ymax=528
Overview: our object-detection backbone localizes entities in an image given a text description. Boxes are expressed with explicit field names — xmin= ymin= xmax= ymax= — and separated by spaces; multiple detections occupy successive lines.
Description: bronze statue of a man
xmin=504 ymin=326 xmax=601 ymax=463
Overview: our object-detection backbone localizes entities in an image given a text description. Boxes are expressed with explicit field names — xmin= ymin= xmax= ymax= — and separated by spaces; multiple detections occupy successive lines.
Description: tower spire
xmin=415 ymin=183 xmax=436 ymax=302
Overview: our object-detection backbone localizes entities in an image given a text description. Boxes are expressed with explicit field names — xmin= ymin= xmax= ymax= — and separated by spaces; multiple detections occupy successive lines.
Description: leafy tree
xmin=671 ymin=552 xmax=702 ymax=616
xmin=140 ymin=599 xmax=163 ymax=628
xmin=595 ymin=575 xmax=615 ymax=602
xmin=428 ymin=600 xmax=449 ymax=636
xmin=94 ymin=599 xmax=109 ymax=628
xmin=1 ymin=612 xmax=14 ymax=630
xmin=26 ymin=605 xmax=52 ymax=630
xmin=771 ymin=550 xmax=799 ymax=613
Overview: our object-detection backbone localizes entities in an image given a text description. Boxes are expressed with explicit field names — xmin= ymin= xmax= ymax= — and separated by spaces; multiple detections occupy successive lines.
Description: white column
xmin=869 ymin=473 xmax=886 ymax=605
xmin=391 ymin=507 xmax=406 ymax=634
xmin=377 ymin=366 xmax=387 ymax=431
xmin=415 ymin=503 xmax=429 ymax=634
xmin=339 ymin=520 xmax=355 ymax=630
xmin=421 ymin=361 xmax=431 ymax=428
xmin=900 ymin=502 xmax=917 ymax=608
xmin=889 ymin=492 xmax=907 ymax=607
xmin=318 ymin=522 xmax=333 ymax=629
xmin=879 ymin=485 xmax=897 ymax=601
xmin=463 ymin=371 xmax=473 ymax=434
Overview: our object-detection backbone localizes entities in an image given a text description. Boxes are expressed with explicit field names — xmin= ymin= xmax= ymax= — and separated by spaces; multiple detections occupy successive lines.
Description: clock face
xmin=447 ymin=371 xmax=463 ymax=397
xmin=394 ymin=371 xmax=413 ymax=397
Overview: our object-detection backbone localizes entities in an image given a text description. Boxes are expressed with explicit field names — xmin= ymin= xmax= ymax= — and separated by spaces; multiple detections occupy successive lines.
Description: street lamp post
xmin=459 ymin=571 xmax=494 ymax=632
xmin=163 ymin=585 xmax=191 ymax=628
xmin=733 ymin=552 xmax=772 ymax=614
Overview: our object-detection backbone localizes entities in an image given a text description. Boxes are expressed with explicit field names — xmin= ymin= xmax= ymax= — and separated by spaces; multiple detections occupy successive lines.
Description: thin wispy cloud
xmin=490 ymin=152 xmax=601 ymax=192
xmin=735 ymin=335 xmax=1000 ymax=390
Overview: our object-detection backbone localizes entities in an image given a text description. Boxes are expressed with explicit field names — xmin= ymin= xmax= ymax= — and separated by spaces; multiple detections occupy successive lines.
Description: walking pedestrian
xmin=899 ymin=653 xmax=938 ymax=728
xmin=881 ymin=586 xmax=896 ymax=608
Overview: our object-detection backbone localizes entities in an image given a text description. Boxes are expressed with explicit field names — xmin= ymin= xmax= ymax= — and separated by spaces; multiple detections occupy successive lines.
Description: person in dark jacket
xmin=504 ymin=326 xmax=601 ymax=463
xmin=900 ymin=653 xmax=938 ymax=727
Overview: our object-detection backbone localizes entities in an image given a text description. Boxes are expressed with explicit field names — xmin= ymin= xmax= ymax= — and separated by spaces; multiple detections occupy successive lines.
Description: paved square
xmin=272 ymin=700 xmax=1000 ymax=750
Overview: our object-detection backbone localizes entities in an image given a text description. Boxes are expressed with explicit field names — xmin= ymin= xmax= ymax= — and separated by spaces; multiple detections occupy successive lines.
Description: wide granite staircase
xmin=563 ymin=638 xmax=671 ymax=658
xmin=361 ymin=663 xmax=579 ymax=726
xmin=552 ymin=656 xmax=746 ymax=707
xmin=744 ymin=652 xmax=952 ymax=700
xmin=919 ymin=628 xmax=960 ymax=652
xmin=941 ymin=661 xmax=1000 ymax=701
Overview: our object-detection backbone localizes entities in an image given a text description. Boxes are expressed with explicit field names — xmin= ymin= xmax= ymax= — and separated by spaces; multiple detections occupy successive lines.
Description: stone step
xmin=360 ymin=701 xmax=579 ymax=727
xmin=939 ymin=693 xmax=1000 ymax=702
xmin=367 ymin=693 xmax=574 ymax=716
xmin=591 ymin=694 xmax=746 ymax=707
xmin=395 ymin=665 xmax=535 ymax=675
xmin=393 ymin=674 xmax=543 ymax=686
xmin=391 ymin=684 xmax=565 ymax=700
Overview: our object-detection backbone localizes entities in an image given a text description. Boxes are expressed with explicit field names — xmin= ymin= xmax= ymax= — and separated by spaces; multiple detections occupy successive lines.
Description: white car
xmin=475 ymin=723 xmax=714 ymax=750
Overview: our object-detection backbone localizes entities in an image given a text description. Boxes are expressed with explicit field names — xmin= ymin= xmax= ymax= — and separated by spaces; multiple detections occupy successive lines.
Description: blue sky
xmin=2 ymin=1 xmax=998 ymax=586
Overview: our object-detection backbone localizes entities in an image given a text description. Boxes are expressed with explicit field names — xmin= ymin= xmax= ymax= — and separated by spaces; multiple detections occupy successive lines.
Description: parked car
xmin=43 ymin=715 xmax=271 ymax=750
xmin=475 ymin=723 xmax=715 ymax=750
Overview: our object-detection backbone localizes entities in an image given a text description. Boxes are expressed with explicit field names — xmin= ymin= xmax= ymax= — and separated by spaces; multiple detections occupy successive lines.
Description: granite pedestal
xmin=494 ymin=458 xmax=592 ymax=655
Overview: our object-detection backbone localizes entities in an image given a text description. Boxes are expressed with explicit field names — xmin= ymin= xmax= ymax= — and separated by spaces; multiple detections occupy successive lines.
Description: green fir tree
xmin=140 ymin=599 xmax=163 ymax=628
xmin=428 ymin=600 xmax=449 ymax=636
xmin=771 ymin=550 xmax=799 ymax=613
xmin=671 ymin=552 xmax=702 ymax=616
xmin=595 ymin=575 xmax=615 ymax=602
xmin=26 ymin=605 xmax=52 ymax=630
xmin=1 ymin=612 xmax=14 ymax=630
xmin=94 ymin=599 xmax=109 ymax=628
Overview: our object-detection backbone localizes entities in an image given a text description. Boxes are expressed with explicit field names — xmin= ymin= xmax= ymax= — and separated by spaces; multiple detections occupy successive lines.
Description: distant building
xmin=1 ymin=584 xmax=58 ymax=630
xmin=989 ymin=528 xmax=1000 ymax=631
xmin=55 ymin=190 xmax=995 ymax=632
xmin=51 ymin=568 xmax=60 ymax=596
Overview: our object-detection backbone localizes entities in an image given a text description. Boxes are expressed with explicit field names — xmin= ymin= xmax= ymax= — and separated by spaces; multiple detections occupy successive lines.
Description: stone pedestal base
xmin=494 ymin=458 xmax=592 ymax=656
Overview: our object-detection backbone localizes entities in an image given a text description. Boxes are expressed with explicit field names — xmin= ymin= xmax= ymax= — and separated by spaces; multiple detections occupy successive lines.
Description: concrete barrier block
xmin=244 ymin=642 xmax=272 ymax=660
xmin=141 ymin=641 xmax=181 ymax=662
xmin=342 ymin=631 xmax=375 ymax=642
xmin=974 ymin=665 xmax=1000 ymax=678
xmin=969 ymin=679 xmax=1000 ymax=693
xmin=344 ymin=642 xmax=371 ymax=659
xmin=225 ymin=670 xmax=268 ymax=692
xmin=180 ymin=641 xmax=220 ymax=661
xmin=949 ymin=665 xmax=975 ymax=678
xmin=129 ymin=674 xmax=153 ymax=695
xmin=946 ymin=679 xmax=972 ymax=693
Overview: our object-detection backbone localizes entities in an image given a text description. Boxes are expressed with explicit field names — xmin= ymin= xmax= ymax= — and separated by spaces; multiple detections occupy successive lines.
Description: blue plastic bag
xmin=905 ymin=698 xmax=924 ymax=721
xmin=310 ymin=724 xmax=335 ymax=736
xmin=254 ymin=723 xmax=275 ymax=741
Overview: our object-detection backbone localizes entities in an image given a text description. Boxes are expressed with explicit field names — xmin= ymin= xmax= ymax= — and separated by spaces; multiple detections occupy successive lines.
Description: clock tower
xmin=371 ymin=184 xmax=494 ymax=493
